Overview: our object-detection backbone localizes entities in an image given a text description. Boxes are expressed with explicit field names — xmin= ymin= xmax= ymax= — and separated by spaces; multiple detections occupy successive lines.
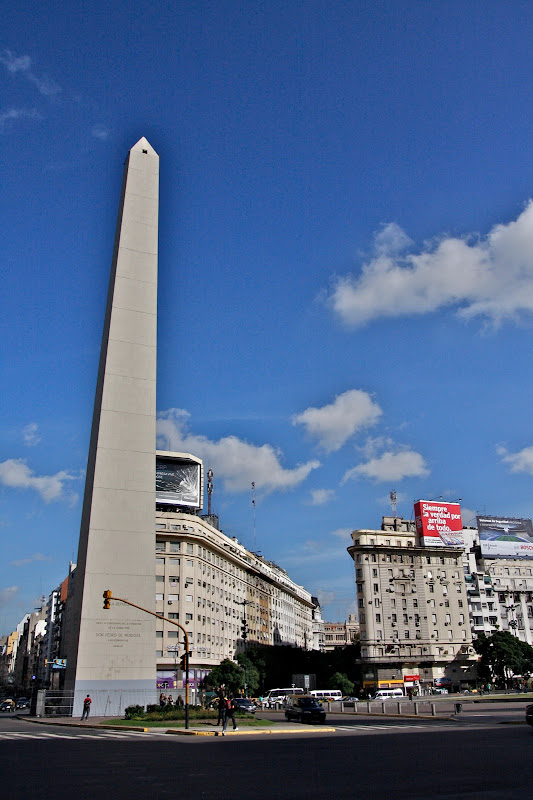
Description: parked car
xmin=16 ymin=697 xmax=30 ymax=709
xmin=525 ymin=704 xmax=533 ymax=726
xmin=342 ymin=696 xmax=360 ymax=703
xmin=0 ymin=698 xmax=15 ymax=713
xmin=285 ymin=695 xmax=327 ymax=724
xmin=232 ymin=698 xmax=256 ymax=714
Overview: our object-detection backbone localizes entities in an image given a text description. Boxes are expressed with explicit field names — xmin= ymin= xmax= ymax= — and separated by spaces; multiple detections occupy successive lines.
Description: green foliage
xmin=473 ymin=631 xmax=533 ymax=682
xmin=244 ymin=643 xmax=362 ymax=693
xmin=125 ymin=705 xmax=145 ymax=719
xmin=329 ymin=672 xmax=354 ymax=696
xmin=235 ymin=653 xmax=260 ymax=695
xmin=124 ymin=705 xmax=218 ymax=721
xmin=205 ymin=658 xmax=245 ymax=694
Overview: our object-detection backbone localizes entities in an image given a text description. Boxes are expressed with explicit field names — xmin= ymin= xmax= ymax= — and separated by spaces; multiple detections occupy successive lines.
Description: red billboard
xmin=414 ymin=500 xmax=463 ymax=547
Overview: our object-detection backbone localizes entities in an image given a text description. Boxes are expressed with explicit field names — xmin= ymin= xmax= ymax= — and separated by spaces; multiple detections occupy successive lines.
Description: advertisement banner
xmin=477 ymin=515 xmax=533 ymax=559
xmin=156 ymin=459 xmax=201 ymax=508
xmin=414 ymin=500 xmax=463 ymax=547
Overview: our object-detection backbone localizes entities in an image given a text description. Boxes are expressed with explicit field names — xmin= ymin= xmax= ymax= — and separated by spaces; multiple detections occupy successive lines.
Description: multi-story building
xmin=348 ymin=516 xmax=477 ymax=694
xmin=323 ymin=615 xmax=360 ymax=651
xmin=462 ymin=527 xmax=533 ymax=646
xmin=154 ymin=455 xmax=315 ymax=697
xmin=0 ymin=630 xmax=18 ymax=685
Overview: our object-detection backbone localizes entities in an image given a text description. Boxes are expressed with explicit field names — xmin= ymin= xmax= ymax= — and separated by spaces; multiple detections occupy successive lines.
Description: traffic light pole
xmin=239 ymin=599 xmax=249 ymax=696
xmin=103 ymin=591 xmax=191 ymax=729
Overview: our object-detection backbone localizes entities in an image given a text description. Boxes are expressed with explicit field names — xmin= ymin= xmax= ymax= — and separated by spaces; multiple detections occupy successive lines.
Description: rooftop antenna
xmin=251 ymin=481 xmax=256 ymax=552
xmin=207 ymin=469 xmax=214 ymax=516
xmin=390 ymin=490 xmax=397 ymax=517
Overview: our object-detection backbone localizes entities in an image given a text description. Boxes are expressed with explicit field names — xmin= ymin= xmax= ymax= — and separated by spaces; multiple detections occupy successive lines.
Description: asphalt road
xmin=1 ymin=710 xmax=532 ymax=799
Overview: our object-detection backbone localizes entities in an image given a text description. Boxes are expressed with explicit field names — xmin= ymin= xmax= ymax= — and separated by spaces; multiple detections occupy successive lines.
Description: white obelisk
xmin=65 ymin=138 xmax=158 ymax=715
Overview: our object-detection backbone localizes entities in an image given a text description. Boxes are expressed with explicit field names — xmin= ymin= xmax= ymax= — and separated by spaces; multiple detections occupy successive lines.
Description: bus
xmin=309 ymin=690 xmax=343 ymax=702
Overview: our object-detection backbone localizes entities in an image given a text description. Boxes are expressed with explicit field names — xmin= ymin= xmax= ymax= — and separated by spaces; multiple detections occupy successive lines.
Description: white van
xmin=371 ymin=688 xmax=404 ymax=700
xmin=264 ymin=688 xmax=304 ymax=707
xmin=309 ymin=690 xmax=343 ymax=702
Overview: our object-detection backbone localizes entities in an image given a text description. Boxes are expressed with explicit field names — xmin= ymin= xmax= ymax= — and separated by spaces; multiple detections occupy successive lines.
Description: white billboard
xmin=477 ymin=515 xmax=533 ymax=559
xmin=156 ymin=458 xmax=201 ymax=508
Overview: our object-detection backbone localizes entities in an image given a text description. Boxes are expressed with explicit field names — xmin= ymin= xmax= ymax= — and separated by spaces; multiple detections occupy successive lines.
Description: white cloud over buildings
xmin=328 ymin=201 xmax=533 ymax=327
xmin=157 ymin=408 xmax=320 ymax=493
xmin=293 ymin=389 xmax=382 ymax=453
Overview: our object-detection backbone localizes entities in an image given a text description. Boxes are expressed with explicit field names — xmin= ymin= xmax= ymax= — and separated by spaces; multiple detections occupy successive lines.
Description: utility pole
xmin=239 ymin=599 xmax=249 ymax=696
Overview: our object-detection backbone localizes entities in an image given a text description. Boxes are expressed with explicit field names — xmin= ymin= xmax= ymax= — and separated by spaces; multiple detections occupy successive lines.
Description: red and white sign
xmin=414 ymin=500 xmax=463 ymax=547
xmin=403 ymin=675 xmax=420 ymax=683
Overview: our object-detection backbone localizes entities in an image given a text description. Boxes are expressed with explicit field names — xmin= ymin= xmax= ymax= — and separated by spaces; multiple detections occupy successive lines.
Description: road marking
xmin=0 ymin=731 xmax=148 ymax=741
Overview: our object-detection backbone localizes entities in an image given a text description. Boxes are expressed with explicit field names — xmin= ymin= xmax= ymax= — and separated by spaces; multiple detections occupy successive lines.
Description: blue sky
xmin=2 ymin=1 xmax=533 ymax=635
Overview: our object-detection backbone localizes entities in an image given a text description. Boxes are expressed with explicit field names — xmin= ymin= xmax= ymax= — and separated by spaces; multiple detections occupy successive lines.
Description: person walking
xmin=81 ymin=695 xmax=91 ymax=721
xmin=216 ymin=686 xmax=225 ymax=726
xmin=222 ymin=694 xmax=238 ymax=736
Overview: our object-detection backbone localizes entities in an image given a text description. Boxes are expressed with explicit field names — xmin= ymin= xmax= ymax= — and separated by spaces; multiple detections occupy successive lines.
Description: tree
xmin=329 ymin=672 xmax=354 ymax=696
xmin=205 ymin=659 xmax=244 ymax=695
xmin=235 ymin=653 xmax=260 ymax=695
xmin=473 ymin=631 xmax=533 ymax=684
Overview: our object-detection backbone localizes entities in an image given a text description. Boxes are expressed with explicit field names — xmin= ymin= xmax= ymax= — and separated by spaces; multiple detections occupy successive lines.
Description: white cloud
xmin=0 ymin=49 xmax=61 ymax=96
xmin=0 ymin=586 xmax=19 ymax=608
xmin=11 ymin=553 xmax=49 ymax=568
xmin=293 ymin=389 xmax=382 ymax=452
xmin=497 ymin=444 xmax=533 ymax=475
xmin=91 ymin=124 xmax=110 ymax=141
xmin=0 ymin=107 xmax=42 ymax=133
xmin=0 ymin=459 xmax=80 ymax=503
xmin=344 ymin=438 xmax=429 ymax=483
xmin=157 ymin=409 xmax=320 ymax=493
xmin=459 ymin=507 xmax=478 ymax=527
xmin=329 ymin=527 xmax=353 ymax=540
xmin=328 ymin=201 xmax=533 ymax=327
xmin=310 ymin=489 xmax=335 ymax=505
xmin=23 ymin=423 xmax=41 ymax=447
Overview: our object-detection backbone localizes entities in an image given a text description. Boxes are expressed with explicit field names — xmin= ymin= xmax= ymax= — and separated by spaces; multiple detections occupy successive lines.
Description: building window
xmin=156 ymin=593 xmax=163 ymax=602
xmin=168 ymin=631 xmax=178 ymax=638
xmin=187 ymin=544 xmax=194 ymax=554
xmin=374 ymin=584 xmax=379 ymax=593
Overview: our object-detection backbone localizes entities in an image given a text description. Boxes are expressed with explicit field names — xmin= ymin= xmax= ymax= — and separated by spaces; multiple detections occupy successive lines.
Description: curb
xmin=166 ymin=726 xmax=338 ymax=736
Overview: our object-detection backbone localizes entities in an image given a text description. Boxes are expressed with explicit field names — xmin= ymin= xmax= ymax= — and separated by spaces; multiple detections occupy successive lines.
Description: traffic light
xmin=179 ymin=652 xmax=187 ymax=670
xmin=103 ymin=590 xmax=112 ymax=610
xmin=241 ymin=618 xmax=248 ymax=640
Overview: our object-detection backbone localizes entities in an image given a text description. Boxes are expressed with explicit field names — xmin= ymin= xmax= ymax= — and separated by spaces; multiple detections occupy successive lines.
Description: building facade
xmin=323 ymin=615 xmax=360 ymax=651
xmin=154 ymin=493 xmax=314 ymax=698
xmin=348 ymin=517 xmax=477 ymax=694
xmin=462 ymin=528 xmax=533 ymax=646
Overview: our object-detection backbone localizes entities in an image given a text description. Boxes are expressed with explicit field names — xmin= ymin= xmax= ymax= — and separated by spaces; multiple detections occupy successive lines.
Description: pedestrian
xmin=216 ymin=686 xmax=225 ymax=726
xmin=177 ymin=694 xmax=184 ymax=708
xmin=167 ymin=694 xmax=174 ymax=707
xmin=159 ymin=692 xmax=166 ymax=708
xmin=81 ymin=694 xmax=91 ymax=721
xmin=222 ymin=694 xmax=238 ymax=736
